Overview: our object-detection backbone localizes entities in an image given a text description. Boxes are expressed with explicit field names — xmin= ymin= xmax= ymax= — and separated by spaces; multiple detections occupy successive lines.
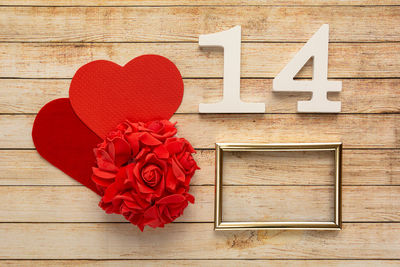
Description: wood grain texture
xmin=2 ymin=260 xmax=400 ymax=267
xmin=1 ymin=114 xmax=399 ymax=149
xmin=0 ymin=0 xmax=398 ymax=6
xmin=1 ymin=43 xmax=400 ymax=78
xmin=0 ymin=0 xmax=398 ymax=263
xmin=1 ymin=185 xmax=399 ymax=222
xmin=2 ymin=79 xmax=400 ymax=114
xmin=0 ymin=6 xmax=399 ymax=42
xmin=1 ymin=149 xmax=399 ymax=186
xmin=0 ymin=223 xmax=399 ymax=259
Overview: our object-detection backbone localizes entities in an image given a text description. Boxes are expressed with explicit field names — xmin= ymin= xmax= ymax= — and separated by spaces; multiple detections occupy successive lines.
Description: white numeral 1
xmin=198 ymin=26 xmax=265 ymax=113
xmin=273 ymin=24 xmax=342 ymax=113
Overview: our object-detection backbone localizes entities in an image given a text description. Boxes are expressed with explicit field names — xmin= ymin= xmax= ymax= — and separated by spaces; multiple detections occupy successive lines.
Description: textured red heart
xmin=69 ymin=55 xmax=184 ymax=138
xmin=32 ymin=98 xmax=102 ymax=195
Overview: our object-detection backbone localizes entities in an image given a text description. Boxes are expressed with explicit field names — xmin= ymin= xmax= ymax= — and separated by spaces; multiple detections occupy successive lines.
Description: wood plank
xmin=0 ymin=223 xmax=399 ymax=259
xmin=0 ymin=0 xmax=398 ymax=6
xmin=1 ymin=43 xmax=399 ymax=78
xmin=2 ymin=79 xmax=400 ymax=114
xmin=1 ymin=185 xmax=399 ymax=222
xmin=1 ymin=260 xmax=400 ymax=267
xmin=1 ymin=114 xmax=399 ymax=149
xmin=1 ymin=149 xmax=399 ymax=186
xmin=0 ymin=185 xmax=333 ymax=222
xmin=222 ymin=150 xmax=336 ymax=186
xmin=0 ymin=149 xmax=209 ymax=186
xmin=0 ymin=149 xmax=398 ymax=186
xmin=174 ymin=114 xmax=400 ymax=149
xmin=0 ymin=7 xmax=399 ymax=42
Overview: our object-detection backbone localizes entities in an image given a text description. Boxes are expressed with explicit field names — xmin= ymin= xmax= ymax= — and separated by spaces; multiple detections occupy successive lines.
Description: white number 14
xmin=198 ymin=24 xmax=341 ymax=113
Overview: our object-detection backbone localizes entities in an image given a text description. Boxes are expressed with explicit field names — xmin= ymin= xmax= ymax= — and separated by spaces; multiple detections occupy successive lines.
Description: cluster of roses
xmin=91 ymin=120 xmax=199 ymax=231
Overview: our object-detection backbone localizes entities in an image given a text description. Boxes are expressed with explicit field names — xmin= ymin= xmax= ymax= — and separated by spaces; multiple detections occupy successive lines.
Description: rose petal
xmin=112 ymin=138 xmax=131 ymax=167
xmin=102 ymin=183 xmax=119 ymax=202
xmin=123 ymin=200 xmax=143 ymax=210
xmin=146 ymin=120 xmax=163 ymax=132
xmin=107 ymin=142 xmax=116 ymax=161
xmin=165 ymin=139 xmax=183 ymax=154
xmin=185 ymin=193 xmax=195 ymax=204
xmin=143 ymin=205 xmax=162 ymax=227
xmin=135 ymin=146 xmax=151 ymax=160
xmin=153 ymin=145 xmax=169 ymax=159
xmin=125 ymin=132 xmax=141 ymax=157
xmin=166 ymin=168 xmax=177 ymax=191
xmin=172 ymin=157 xmax=186 ymax=183
xmin=92 ymin=175 xmax=114 ymax=188
xmin=157 ymin=194 xmax=186 ymax=205
xmin=139 ymin=132 xmax=162 ymax=146
xmin=95 ymin=149 xmax=118 ymax=172
xmin=137 ymin=182 xmax=155 ymax=194
xmin=92 ymin=167 xmax=116 ymax=179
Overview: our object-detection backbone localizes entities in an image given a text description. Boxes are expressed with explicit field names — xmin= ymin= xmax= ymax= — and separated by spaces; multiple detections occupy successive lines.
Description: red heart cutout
xmin=32 ymin=98 xmax=102 ymax=195
xmin=69 ymin=55 xmax=184 ymax=138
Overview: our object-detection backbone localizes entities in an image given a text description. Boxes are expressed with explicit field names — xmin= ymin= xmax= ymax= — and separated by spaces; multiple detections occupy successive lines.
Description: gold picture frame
xmin=214 ymin=142 xmax=342 ymax=231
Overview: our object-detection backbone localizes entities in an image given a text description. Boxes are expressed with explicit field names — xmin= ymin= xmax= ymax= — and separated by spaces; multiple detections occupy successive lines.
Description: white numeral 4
xmin=198 ymin=26 xmax=265 ymax=113
xmin=273 ymin=24 xmax=341 ymax=113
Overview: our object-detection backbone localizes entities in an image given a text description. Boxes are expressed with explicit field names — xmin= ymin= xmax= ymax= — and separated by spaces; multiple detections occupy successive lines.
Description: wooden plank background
xmin=0 ymin=1 xmax=399 ymax=266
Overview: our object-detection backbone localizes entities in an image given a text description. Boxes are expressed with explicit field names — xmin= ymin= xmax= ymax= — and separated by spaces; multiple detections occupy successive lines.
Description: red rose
xmin=91 ymin=119 xmax=199 ymax=231
xmin=142 ymin=193 xmax=194 ymax=229
xmin=137 ymin=120 xmax=177 ymax=141
xmin=165 ymin=138 xmax=198 ymax=191
xmin=132 ymin=152 xmax=167 ymax=201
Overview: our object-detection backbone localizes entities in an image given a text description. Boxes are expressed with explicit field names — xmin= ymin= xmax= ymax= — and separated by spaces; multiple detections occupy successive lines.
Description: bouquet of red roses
xmin=92 ymin=120 xmax=198 ymax=231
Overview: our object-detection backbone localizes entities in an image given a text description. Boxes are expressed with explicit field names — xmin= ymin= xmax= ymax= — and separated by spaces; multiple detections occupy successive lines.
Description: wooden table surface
xmin=0 ymin=1 xmax=399 ymax=266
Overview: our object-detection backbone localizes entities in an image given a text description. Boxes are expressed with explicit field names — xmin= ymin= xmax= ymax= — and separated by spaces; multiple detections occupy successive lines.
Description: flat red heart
xmin=32 ymin=98 xmax=102 ymax=195
xmin=69 ymin=55 xmax=184 ymax=138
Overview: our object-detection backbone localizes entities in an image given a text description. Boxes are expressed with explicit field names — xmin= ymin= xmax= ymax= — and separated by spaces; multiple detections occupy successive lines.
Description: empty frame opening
xmin=214 ymin=143 xmax=342 ymax=230
xmin=221 ymin=150 xmax=335 ymax=223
